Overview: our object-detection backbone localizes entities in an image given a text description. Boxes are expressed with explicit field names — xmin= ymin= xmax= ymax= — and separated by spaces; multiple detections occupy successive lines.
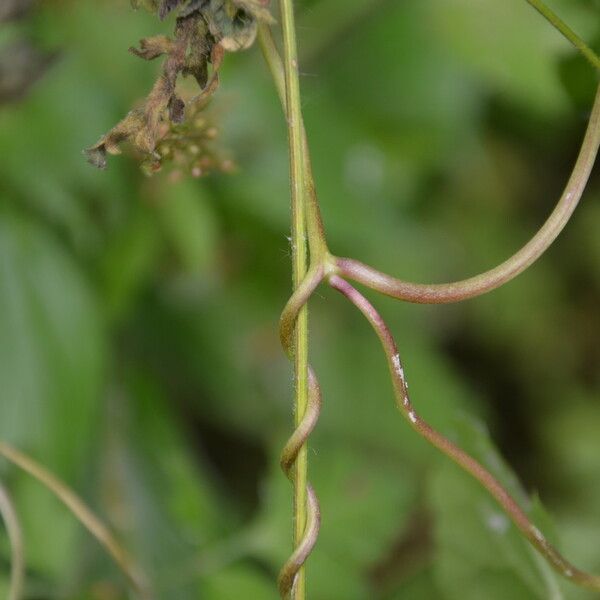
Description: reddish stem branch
xmin=329 ymin=274 xmax=600 ymax=591
xmin=336 ymin=83 xmax=600 ymax=304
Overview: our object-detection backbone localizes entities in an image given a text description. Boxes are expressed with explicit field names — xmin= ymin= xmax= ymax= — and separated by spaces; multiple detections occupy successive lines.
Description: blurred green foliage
xmin=0 ymin=0 xmax=599 ymax=598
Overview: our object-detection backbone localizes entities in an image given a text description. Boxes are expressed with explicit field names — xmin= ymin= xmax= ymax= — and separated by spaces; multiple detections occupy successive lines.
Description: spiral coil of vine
xmin=277 ymin=366 xmax=322 ymax=597
xmin=277 ymin=267 xmax=325 ymax=598
xmin=276 ymin=233 xmax=600 ymax=595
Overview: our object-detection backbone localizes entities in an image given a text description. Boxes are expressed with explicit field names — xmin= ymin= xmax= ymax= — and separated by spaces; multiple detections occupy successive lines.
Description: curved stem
xmin=329 ymin=275 xmax=600 ymax=591
xmin=280 ymin=264 xmax=325 ymax=355
xmin=258 ymin=24 xmax=329 ymax=262
xmin=0 ymin=442 xmax=151 ymax=599
xmin=0 ymin=482 xmax=24 ymax=600
xmin=335 ymin=83 xmax=600 ymax=304
xmin=523 ymin=0 xmax=600 ymax=70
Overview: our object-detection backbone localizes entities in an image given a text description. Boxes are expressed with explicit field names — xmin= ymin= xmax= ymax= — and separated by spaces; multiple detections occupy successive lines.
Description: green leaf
xmin=100 ymin=203 xmax=162 ymax=322
xmin=0 ymin=210 xmax=106 ymax=581
xmin=155 ymin=179 xmax=219 ymax=275
xmin=84 ymin=370 xmax=229 ymax=597
xmin=0 ymin=211 xmax=106 ymax=477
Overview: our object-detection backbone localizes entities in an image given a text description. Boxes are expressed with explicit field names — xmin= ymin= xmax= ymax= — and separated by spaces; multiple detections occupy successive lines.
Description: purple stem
xmin=329 ymin=274 xmax=600 ymax=591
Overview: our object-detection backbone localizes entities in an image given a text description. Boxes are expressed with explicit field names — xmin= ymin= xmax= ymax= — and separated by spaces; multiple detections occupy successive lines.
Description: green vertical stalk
xmin=257 ymin=25 xmax=330 ymax=263
xmin=278 ymin=0 xmax=310 ymax=598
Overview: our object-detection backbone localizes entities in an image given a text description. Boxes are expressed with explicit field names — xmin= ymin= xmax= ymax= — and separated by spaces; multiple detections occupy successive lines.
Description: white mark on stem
xmin=391 ymin=353 xmax=407 ymax=387
xmin=564 ymin=568 xmax=573 ymax=578
xmin=565 ymin=191 xmax=573 ymax=202
xmin=408 ymin=411 xmax=417 ymax=424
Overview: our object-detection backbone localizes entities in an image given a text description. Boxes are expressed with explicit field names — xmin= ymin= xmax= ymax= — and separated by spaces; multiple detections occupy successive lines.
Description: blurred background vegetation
xmin=0 ymin=0 xmax=599 ymax=598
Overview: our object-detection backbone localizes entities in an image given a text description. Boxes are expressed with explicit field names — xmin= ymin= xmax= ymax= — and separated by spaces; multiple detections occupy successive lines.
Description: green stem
xmin=277 ymin=0 xmax=311 ymax=597
xmin=0 ymin=442 xmax=151 ymax=599
xmin=524 ymin=0 xmax=600 ymax=69
xmin=258 ymin=25 xmax=329 ymax=262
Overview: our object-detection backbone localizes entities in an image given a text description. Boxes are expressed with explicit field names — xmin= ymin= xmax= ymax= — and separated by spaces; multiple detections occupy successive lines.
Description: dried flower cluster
xmin=147 ymin=101 xmax=236 ymax=178
xmin=85 ymin=0 xmax=273 ymax=174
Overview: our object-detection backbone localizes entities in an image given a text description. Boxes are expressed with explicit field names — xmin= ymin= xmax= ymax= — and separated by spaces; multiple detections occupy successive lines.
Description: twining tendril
xmin=277 ymin=266 xmax=325 ymax=598
xmin=0 ymin=442 xmax=152 ymax=599
xmin=329 ymin=274 xmax=600 ymax=591
xmin=0 ymin=481 xmax=24 ymax=600
xmin=277 ymin=367 xmax=322 ymax=598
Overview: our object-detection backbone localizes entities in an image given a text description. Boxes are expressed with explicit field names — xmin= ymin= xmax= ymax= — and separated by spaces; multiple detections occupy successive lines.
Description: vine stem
xmin=0 ymin=442 xmax=151 ymax=599
xmin=524 ymin=0 xmax=600 ymax=70
xmin=336 ymin=83 xmax=600 ymax=304
xmin=257 ymin=1 xmax=600 ymax=596
xmin=0 ymin=482 xmax=24 ymax=600
xmin=277 ymin=0 xmax=312 ymax=597
xmin=329 ymin=275 xmax=600 ymax=592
